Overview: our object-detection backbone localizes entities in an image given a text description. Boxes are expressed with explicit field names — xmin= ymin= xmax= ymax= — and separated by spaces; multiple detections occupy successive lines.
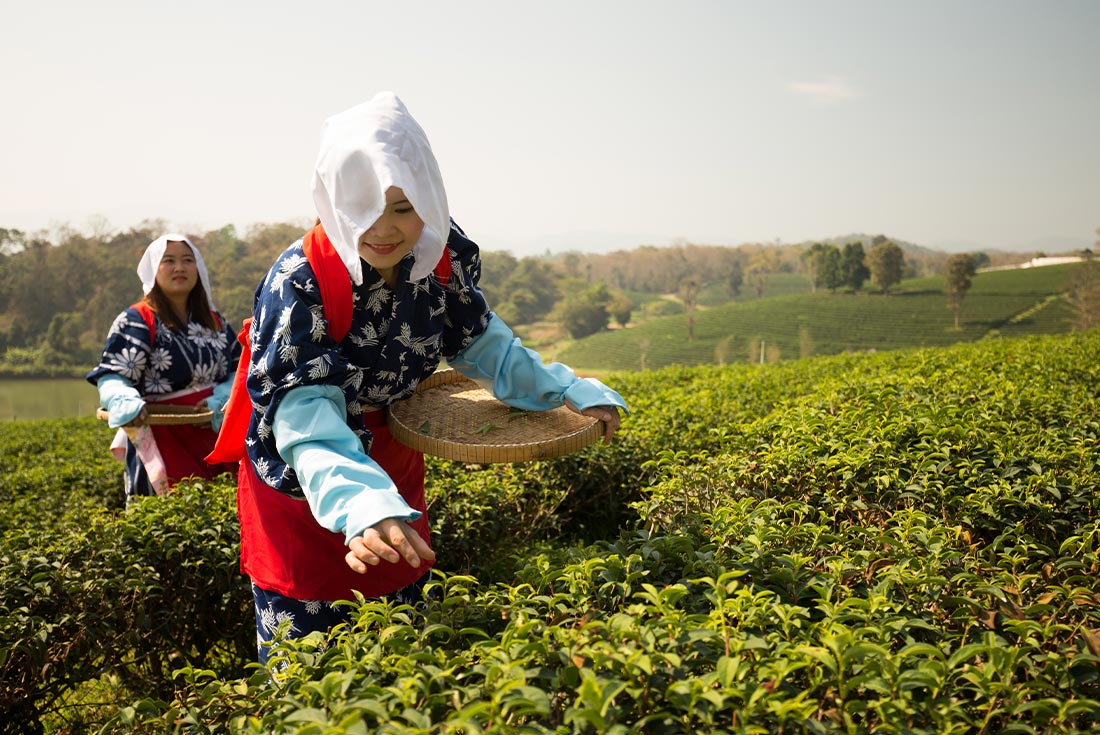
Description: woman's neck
xmin=165 ymin=295 xmax=189 ymax=324
xmin=377 ymin=266 xmax=399 ymax=289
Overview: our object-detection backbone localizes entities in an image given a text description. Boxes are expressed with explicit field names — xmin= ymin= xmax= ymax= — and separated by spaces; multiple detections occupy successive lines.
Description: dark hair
xmin=144 ymin=279 xmax=219 ymax=332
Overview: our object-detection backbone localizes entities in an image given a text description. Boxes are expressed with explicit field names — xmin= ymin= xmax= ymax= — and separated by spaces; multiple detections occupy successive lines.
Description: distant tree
xmin=498 ymin=257 xmax=560 ymax=324
xmin=561 ymin=252 xmax=582 ymax=279
xmin=478 ymin=250 xmax=519 ymax=306
xmin=944 ymin=253 xmax=977 ymax=330
xmin=800 ymin=243 xmax=828 ymax=292
xmin=726 ymin=260 xmax=743 ymax=299
xmin=747 ymin=249 xmax=779 ymax=298
xmin=867 ymin=240 xmax=905 ymax=294
xmin=555 ymin=282 xmax=611 ymax=339
xmin=841 ymin=242 xmax=870 ymax=292
xmin=0 ymin=227 xmax=26 ymax=255
xmin=1065 ymin=260 xmax=1100 ymax=331
xmin=608 ymin=293 xmax=634 ymax=328
xmin=679 ymin=277 xmax=701 ymax=340
xmin=819 ymin=246 xmax=844 ymax=292
xmin=971 ymin=251 xmax=991 ymax=270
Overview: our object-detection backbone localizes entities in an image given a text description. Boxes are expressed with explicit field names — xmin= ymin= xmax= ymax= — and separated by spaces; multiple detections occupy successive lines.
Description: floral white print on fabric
xmin=365 ymin=281 xmax=390 ymax=315
xmin=144 ymin=374 xmax=172 ymax=394
xmin=191 ymin=363 xmax=220 ymax=386
xmin=307 ymin=304 xmax=326 ymax=343
xmin=275 ymin=306 xmax=296 ymax=348
xmin=396 ymin=322 xmax=438 ymax=356
xmin=150 ymin=348 xmax=173 ymax=372
xmin=430 ymin=293 xmax=446 ymax=318
xmin=110 ymin=346 xmax=147 ymax=381
xmin=259 ymin=602 xmax=298 ymax=636
xmin=306 ymin=354 xmax=334 ymax=380
xmin=255 ymin=456 xmax=278 ymax=486
xmin=270 ymin=253 xmax=308 ymax=297
xmin=187 ymin=323 xmax=221 ymax=347
xmin=348 ymin=322 xmax=380 ymax=348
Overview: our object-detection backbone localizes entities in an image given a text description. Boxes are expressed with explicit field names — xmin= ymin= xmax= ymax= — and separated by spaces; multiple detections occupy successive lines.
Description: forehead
xmin=162 ymin=240 xmax=194 ymax=258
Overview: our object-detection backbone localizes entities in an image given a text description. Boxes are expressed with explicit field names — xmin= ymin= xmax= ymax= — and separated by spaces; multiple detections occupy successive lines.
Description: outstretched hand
xmin=345 ymin=518 xmax=436 ymax=574
xmin=566 ymin=402 xmax=621 ymax=444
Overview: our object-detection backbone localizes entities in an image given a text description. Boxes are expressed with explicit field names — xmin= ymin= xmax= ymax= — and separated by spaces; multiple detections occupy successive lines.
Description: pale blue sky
xmin=1 ymin=1 xmax=1097 ymax=255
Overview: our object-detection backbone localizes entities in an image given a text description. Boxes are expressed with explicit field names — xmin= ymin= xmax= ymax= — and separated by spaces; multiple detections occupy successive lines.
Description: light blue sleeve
xmin=273 ymin=384 xmax=420 ymax=545
xmin=448 ymin=313 xmax=629 ymax=413
xmin=206 ymin=375 xmax=234 ymax=432
xmin=96 ymin=374 xmax=146 ymax=428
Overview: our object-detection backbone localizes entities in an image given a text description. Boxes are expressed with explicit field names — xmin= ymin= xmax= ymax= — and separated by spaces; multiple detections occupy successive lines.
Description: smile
xmin=365 ymin=242 xmax=401 ymax=254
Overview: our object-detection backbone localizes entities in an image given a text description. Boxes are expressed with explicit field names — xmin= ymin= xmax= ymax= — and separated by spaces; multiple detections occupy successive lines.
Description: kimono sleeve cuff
xmin=96 ymin=374 xmax=146 ymax=428
xmin=563 ymin=378 xmax=629 ymax=414
xmin=451 ymin=313 xmax=629 ymax=414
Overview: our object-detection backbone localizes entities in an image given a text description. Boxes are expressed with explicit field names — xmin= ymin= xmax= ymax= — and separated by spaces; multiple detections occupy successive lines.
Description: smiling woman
xmin=84 ymin=234 xmax=241 ymax=502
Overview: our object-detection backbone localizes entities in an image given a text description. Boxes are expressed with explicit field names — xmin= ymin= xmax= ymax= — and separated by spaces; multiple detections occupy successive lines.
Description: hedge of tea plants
xmin=3 ymin=330 xmax=1100 ymax=733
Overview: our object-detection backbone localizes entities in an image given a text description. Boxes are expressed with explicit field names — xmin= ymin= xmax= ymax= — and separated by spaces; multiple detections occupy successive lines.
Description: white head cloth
xmin=311 ymin=91 xmax=450 ymax=286
xmin=136 ymin=234 xmax=216 ymax=309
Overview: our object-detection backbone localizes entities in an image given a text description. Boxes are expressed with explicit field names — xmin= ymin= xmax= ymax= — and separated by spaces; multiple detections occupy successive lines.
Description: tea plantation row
xmin=2 ymin=330 xmax=1099 ymax=733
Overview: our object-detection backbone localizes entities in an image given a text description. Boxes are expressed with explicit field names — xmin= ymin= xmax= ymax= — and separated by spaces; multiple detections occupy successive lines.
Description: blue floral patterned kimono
xmin=87 ymin=306 xmax=240 ymax=499
xmin=244 ymin=222 xmax=489 ymax=496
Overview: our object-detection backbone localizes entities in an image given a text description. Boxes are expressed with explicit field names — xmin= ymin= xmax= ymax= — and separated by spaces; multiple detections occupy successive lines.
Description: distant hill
xmin=558 ymin=262 xmax=1085 ymax=372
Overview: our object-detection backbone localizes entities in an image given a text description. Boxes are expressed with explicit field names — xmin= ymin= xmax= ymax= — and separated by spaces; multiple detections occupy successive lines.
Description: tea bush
xmin=3 ymin=330 xmax=1100 ymax=733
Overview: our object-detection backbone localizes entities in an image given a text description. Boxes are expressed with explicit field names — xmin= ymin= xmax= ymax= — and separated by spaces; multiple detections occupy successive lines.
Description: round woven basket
xmin=95 ymin=404 xmax=214 ymax=425
xmin=387 ymin=369 xmax=604 ymax=463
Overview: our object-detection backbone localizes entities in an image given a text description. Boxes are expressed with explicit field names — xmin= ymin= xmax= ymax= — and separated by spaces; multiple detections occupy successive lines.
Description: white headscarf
xmin=136 ymin=234 xmax=216 ymax=309
xmin=311 ymin=91 xmax=450 ymax=286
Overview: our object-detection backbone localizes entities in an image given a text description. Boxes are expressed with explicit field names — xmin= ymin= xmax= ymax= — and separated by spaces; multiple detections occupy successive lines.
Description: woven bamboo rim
xmin=95 ymin=404 xmax=214 ymax=425
xmin=387 ymin=369 xmax=603 ymax=463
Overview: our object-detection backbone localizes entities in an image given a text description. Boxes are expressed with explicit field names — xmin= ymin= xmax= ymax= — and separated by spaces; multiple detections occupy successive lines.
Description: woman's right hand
xmin=345 ymin=518 xmax=436 ymax=574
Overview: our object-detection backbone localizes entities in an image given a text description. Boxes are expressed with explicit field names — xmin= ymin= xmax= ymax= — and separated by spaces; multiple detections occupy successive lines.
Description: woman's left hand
xmin=567 ymin=402 xmax=621 ymax=443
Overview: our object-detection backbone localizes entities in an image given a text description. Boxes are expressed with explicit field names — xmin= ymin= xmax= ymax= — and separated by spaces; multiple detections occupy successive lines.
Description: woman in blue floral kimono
xmin=210 ymin=91 xmax=628 ymax=663
xmin=87 ymin=234 xmax=240 ymax=502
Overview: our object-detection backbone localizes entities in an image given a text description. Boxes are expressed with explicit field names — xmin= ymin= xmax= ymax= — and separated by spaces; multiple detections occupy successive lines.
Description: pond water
xmin=0 ymin=378 xmax=100 ymax=422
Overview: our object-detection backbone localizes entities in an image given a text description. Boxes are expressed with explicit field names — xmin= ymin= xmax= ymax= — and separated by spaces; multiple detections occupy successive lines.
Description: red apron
xmin=236 ymin=408 xmax=433 ymax=601
xmin=148 ymin=388 xmax=238 ymax=485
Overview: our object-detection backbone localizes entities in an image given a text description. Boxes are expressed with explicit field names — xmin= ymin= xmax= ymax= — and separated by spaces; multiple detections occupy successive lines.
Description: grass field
xmin=558 ymin=262 xmax=1082 ymax=371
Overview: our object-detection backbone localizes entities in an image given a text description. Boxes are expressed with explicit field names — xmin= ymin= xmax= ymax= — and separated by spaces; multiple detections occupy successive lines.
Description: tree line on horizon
xmin=0 ymin=220 xmax=1092 ymax=375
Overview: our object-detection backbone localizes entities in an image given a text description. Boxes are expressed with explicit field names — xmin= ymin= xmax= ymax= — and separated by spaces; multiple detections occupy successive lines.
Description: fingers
xmin=345 ymin=518 xmax=436 ymax=575
xmin=565 ymin=401 xmax=623 ymax=444
xmin=583 ymin=405 xmax=621 ymax=443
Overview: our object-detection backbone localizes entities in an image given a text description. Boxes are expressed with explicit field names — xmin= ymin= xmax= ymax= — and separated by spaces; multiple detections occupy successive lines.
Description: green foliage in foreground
xmin=2 ymin=329 xmax=1100 ymax=733
xmin=559 ymin=263 xmax=1080 ymax=371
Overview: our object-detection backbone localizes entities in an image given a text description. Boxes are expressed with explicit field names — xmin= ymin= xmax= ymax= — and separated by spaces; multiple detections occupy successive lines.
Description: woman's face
xmin=357 ymin=186 xmax=424 ymax=279
xmin=156 ymin=240 xmax=199 ymax=300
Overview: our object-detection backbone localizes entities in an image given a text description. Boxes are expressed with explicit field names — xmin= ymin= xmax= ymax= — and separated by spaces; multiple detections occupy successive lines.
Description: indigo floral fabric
xmin=245 ymin=223 xmax=491 ymax=496
xmin=87 ymin=308 xmax=239 ymax=395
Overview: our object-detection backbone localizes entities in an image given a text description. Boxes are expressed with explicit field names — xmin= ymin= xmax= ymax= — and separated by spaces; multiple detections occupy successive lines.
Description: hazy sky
xmin=2 ymin=1 xmax=1097 ymax=255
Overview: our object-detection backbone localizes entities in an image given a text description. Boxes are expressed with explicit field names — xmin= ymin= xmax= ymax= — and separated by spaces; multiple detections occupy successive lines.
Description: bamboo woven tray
xmin=95 ymin=404 xmax=214 ymax=425
xmin=387 ymin=370 xmax=603 ymax=463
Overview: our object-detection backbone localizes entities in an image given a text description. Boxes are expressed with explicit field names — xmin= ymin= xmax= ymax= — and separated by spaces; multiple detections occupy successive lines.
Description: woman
xmin=209 ymin=92 xmax=627 ymax=663
xmin=87 ymin=234 xmax=240 ymax=502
